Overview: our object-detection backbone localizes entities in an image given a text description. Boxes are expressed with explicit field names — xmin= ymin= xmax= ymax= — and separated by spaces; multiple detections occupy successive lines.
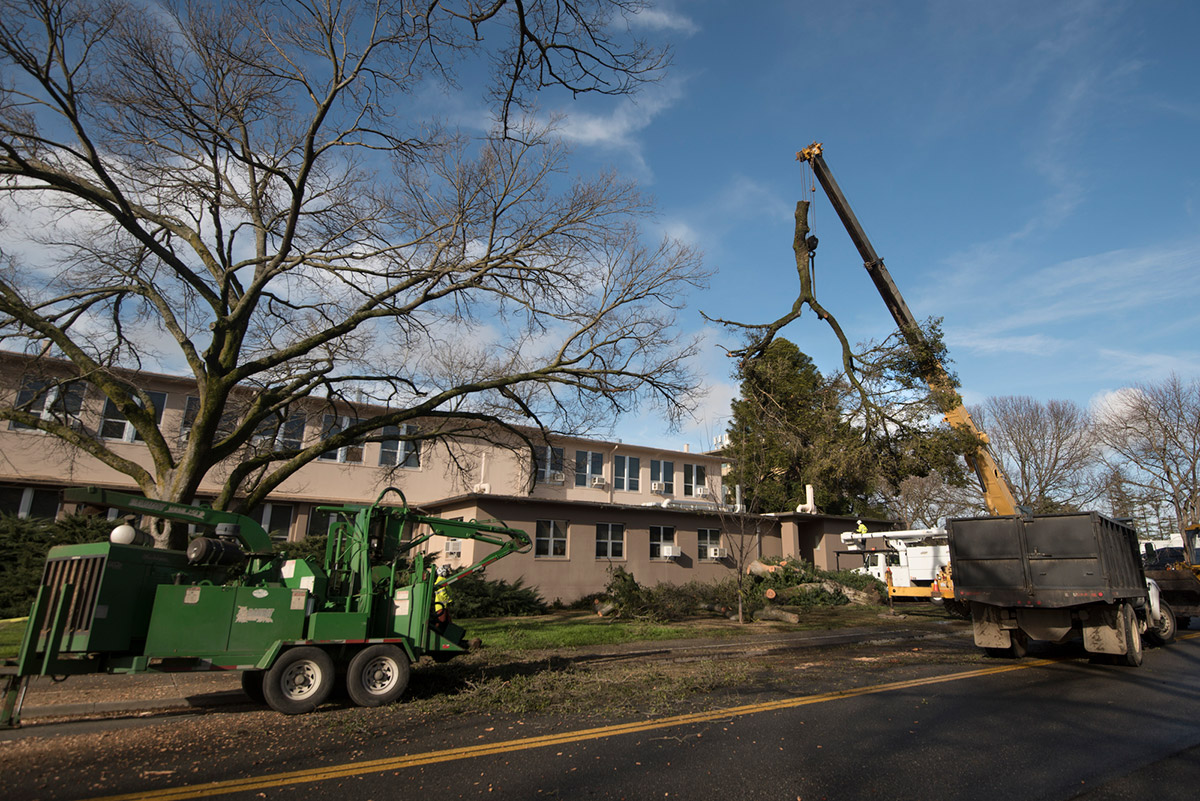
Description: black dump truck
xmin=948 ymin=512 xmax=1175 ymax=665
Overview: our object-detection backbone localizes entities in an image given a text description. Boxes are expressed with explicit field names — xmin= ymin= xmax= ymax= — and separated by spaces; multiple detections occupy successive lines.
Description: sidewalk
xmin=8 ymin=622 xmax=958 ymax=726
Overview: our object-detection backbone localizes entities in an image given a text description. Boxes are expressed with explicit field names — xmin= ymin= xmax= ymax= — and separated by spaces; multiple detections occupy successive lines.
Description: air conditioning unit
xmin=590 ymin=475 xmax=607 ymax=488
xmin=444 ymin=540 xmax=462 ymax=556
xmin=660 ymin=544 xmax=682 ymax=559
xmin=549 ymin=471 xmax=565 ymax=483
xmin=650 ymin=481 xmax=665 ymax=493
xmin=694 ymin=486 xmax=710 ymax=498
xmin=708 ymin=547 xmax=728 ymax=560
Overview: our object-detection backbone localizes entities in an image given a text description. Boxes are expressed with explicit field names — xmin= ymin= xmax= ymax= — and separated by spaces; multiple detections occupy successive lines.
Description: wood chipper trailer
xmin=1 ymin=486 xmax=530 ymax=726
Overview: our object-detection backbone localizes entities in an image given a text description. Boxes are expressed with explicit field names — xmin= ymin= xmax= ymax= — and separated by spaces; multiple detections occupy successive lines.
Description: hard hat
xmin=438 ymin=564 xmax=452 ymax=577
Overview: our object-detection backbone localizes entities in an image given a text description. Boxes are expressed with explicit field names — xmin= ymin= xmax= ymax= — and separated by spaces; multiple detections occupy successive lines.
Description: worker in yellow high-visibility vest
xmin=856 ymin=519 xmax=868 ymax=535
xmin=433 ymin=564 xmax=453 ymax=630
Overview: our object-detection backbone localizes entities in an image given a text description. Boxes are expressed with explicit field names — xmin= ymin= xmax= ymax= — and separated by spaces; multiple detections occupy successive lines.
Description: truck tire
xmin=346 ymin=644 xmax=411 ymax=708
xmin=264 ymin=647 xmax=335 ymax=714
xmin=1148 ymin=600 xmax=1177 ymax=645
xmin=1120 ymin=603 xmax=1143 ymax=667
xmin=240 ymin=670 xmax=266 ymax=705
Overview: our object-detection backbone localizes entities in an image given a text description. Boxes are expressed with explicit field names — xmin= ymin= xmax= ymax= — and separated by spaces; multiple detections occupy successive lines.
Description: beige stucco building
xmin=1 ymin=355 xmax=887 ymax=603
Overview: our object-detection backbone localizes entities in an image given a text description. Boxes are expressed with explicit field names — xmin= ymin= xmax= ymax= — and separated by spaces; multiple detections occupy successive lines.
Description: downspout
xmin=609 ymin=441 xmax=619 ymax=503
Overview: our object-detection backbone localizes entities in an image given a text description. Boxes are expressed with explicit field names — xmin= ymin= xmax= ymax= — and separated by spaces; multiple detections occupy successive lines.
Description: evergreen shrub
xmin=0 ymin=513 xmax=113 ymax=618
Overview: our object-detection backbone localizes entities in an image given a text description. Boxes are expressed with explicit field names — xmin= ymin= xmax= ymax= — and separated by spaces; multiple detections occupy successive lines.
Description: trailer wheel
xmin=264 ymin=647 xmax=335 ymax=714
xmin=1120 ymin=603 xmax=1143 ymax=667
xmin=1148 ymin=600 xmax=1176 ymax=645
xmin=346 ymin=645 xmax=410 ymax=708
xmin=240 ymin=670 xmax=266 ymax=705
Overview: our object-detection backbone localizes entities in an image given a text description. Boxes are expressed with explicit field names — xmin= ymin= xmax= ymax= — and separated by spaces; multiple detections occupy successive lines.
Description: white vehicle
xmin=841 ymin=528 xmax=951 ymax=594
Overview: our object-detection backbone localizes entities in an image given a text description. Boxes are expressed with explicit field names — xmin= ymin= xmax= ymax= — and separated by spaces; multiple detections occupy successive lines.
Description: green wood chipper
xmin=1 ymin=486 xmax=530 ymax=725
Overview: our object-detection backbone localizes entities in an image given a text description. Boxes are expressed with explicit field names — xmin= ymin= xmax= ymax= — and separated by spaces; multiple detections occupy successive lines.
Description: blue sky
xmin=543 ymin=0 xmax=1200 ymax=452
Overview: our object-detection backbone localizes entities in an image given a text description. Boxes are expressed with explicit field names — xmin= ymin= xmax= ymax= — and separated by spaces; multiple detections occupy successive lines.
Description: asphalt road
xmin=5 ymin=630 xmax=1199 ymax=801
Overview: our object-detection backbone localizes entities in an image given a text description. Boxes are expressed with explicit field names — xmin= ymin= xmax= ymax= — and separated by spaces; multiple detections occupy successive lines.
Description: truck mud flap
xmin=969 ymin=604 xmax=1012 ymax=649
xmin=1082 ymin=605 xmax=1124 ymax=655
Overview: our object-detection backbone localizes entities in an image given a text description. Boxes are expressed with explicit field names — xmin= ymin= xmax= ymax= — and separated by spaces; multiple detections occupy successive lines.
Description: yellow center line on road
xmin=93 ymin=633 xmax=1200 ymax=801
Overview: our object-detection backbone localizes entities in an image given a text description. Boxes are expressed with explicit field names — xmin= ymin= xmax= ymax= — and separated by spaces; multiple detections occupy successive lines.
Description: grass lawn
xmin=458 ymin=604 xmax=904 ymax=652
xmin=0 ymin=603 xmax=932 ymax=661
xmin=0 ymin=618 xmax=27 ymax=659
xmin=459 ymin=613 xmax=728 ymax=651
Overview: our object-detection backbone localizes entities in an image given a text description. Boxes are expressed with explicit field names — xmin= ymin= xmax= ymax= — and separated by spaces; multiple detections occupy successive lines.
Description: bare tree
xmin=885 ymin=472 xmax=982 ymax=529
xmin=971 ymin=396 xmax=1103 ymax=513
xmin=0 ymin=0 xmax=705 ymax=546
xmin=709 ymin=499 xmax=772 ymax=625
xmin=1093 ymin=375 xmax=1200 ymax=535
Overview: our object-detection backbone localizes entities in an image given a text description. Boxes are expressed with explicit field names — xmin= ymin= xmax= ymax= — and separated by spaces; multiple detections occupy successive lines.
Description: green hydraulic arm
xmin=62 ymin=486 xmax=273 ymax=553
xmin=315 ymin=487 xmax=532 ymax=616
xmin=797 ymin=142 xmax=1019 ymax=517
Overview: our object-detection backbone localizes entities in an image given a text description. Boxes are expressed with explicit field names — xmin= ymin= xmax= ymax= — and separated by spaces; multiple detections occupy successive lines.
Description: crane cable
xmin=800 ymin=158 xmax=818 ymax=295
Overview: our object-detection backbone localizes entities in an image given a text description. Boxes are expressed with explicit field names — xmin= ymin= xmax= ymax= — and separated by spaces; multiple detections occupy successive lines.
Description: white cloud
xmin=1088 ymin=385 xmax=1143 ymax=419
xmin=950 ymin=331 xmax=1067 ymax=357
xmin=930 ymin=240 xmax=1200 ymax=353
xmin=630 ymin=7 xmax=699 ymax=36
xmin=1092 ymin=349 xmax=1200 ymax=384
xmin=556 ymin=78 xmax=687 ymax=174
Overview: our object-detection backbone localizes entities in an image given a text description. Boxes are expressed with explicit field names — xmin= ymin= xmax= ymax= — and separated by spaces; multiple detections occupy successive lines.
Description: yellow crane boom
xmin=797 ymin=142 xmax=1018 ymax=516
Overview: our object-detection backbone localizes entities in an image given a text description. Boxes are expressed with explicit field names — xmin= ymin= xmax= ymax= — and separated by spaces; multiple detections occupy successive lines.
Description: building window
xmin=99 ymin=390 xmax=167 ymax=442
xmin=0 ymin=485 xmax=61 ymax=519
xmin=180 ymin=395 xmax=239 ymax=442
xmin=534 ymin=446 xmax=565 ymax=483
xmin=683 ymin=464 xmax=707 ymax=497
xmin=250 ymin=503 xmax=295 ymax=540
xmin=535 ymin=519 xmax=567 ymax=557
xmin=253 ymin=411 xmax=306 ymax=452
xmin=306 ymin=506 xmax=334 ymax=539
xmin=698 ymin=528 xmax=721 ymax=560
xmin=9 ymin=378 xmax=85 ymax=431
xmin=613 ymin=455 xmax=640 ymax=492
xmin=650 ymin=459 xmax=674 ymax=494
xmin=595 ymin=523 xmax=624 ymax=559
xmin=379 ymin=424 xmax=420 ymax=468
xmin=319 ymin=415 xmax=364 ymax=463
xmin=649 ymin=525 xmax=675 ymax=559
xmin=575 ymin=450 xmax=605 ymax=487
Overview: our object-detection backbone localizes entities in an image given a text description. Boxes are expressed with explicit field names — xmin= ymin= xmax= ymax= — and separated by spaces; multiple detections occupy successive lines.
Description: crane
xmin=796 ymin=142 xmax=1018 ymax=517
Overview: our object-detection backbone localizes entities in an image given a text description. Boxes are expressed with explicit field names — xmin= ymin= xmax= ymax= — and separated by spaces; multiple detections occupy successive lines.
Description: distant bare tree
xmin=971 ymin=396 xmax=1103 ymax=514
xmin=1093 ymin=375 xmax=1200 ymax=535
xmin=885 ymin=472 xmax=982 ymax=529
xmin=710 ymin=499 xmax=772 ymax=625
xmin=0 ymin=1 xmax=705 ymax=546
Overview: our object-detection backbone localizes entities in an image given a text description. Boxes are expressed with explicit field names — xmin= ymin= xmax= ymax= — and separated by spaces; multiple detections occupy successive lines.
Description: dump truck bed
xmin=947 ymin=512 xmax=1146 ymax=608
